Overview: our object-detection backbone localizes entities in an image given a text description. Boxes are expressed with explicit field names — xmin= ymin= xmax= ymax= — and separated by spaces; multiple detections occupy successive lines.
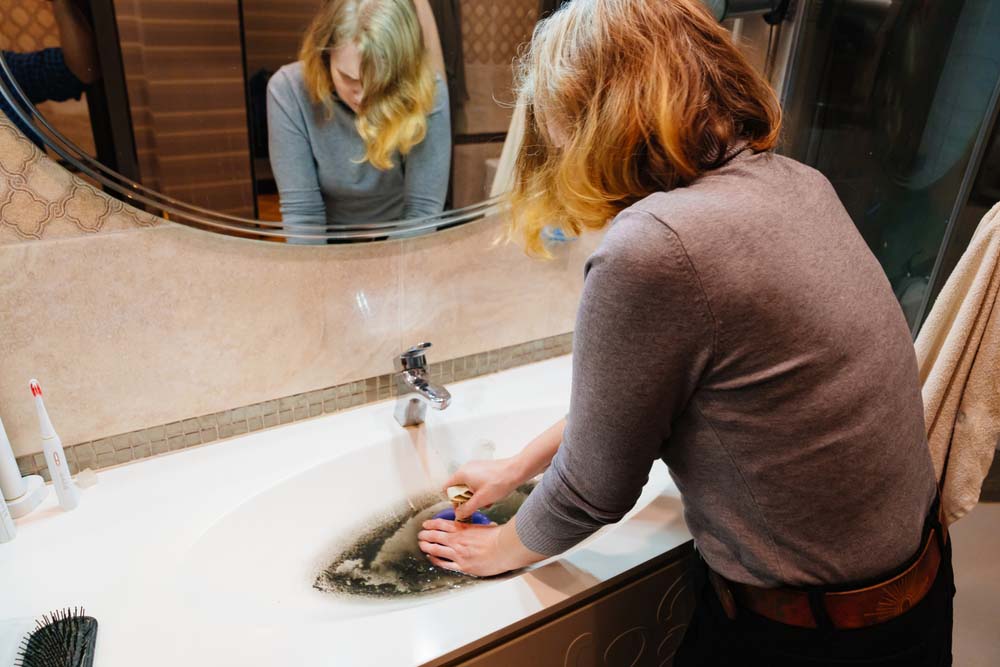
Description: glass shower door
xmin=780 ymin=0 xmax=1000 ymax=330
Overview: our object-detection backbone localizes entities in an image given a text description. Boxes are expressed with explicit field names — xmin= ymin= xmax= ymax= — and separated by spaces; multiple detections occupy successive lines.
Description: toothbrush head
xmin=29 ymin=379 xmax=42 ymax=397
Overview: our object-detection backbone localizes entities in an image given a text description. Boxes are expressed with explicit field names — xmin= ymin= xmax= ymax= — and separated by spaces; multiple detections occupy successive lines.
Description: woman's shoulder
xmin=629 ymin=152 xmax=835 ymax=227
xmin=591 ymin=206 xmax=695 ymax=283
xmin=267 ymin=61 xmax=308 ymax=100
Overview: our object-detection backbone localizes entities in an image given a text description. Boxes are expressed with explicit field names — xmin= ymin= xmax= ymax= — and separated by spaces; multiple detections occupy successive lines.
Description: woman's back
xmin=423 ymin=1 xmax=954 ymax=661
xmin=594 ymin=149 xmax=938 ymax=587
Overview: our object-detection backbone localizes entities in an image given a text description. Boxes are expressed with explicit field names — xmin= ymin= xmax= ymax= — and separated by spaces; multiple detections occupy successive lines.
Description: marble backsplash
xmin=14 ymin=333 xmax=574 ymax=480
xmin=0 ymin=216 xmax=598 ymax=459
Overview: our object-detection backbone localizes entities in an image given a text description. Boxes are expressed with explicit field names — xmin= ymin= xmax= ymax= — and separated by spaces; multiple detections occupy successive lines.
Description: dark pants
xmin=674 ymin=537 xmax=955 ymax=666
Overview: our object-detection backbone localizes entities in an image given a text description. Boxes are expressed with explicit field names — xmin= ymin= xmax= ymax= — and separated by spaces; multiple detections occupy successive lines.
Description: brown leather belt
xmin=708 ymin=528 xmax=944 ymax=630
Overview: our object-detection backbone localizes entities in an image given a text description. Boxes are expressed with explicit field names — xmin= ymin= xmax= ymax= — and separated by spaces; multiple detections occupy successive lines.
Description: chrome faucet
xmin=394 ymin=342 xmax=451 ymax=427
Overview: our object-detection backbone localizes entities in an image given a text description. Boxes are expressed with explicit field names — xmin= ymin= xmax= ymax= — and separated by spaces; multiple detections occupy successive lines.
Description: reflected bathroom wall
xmin=782 ymin=0 xmax=1000 ymax=330
xmin=0 ymin=0 xmax=98 ymax=157
xmin=241 ymin=0 xmax=318 ymax=221
xmin=111 ymin=0 xmax=256 ymax=216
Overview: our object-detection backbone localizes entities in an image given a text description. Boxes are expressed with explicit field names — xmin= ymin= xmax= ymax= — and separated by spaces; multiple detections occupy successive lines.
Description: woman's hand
xmin=418 ymin=517 xmax=545 ymax=577
xmin=447 ymin=418 xmax=565 ymax=520
xmin=445 ymin=457 xmax=524 ymax=520
xmin=418 ymin=520 xmax=508 ymax=577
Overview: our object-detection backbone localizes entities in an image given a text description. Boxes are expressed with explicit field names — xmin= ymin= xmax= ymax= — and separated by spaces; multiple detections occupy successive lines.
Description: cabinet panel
xmin=452 ymin=553 xmax=696 ymax=667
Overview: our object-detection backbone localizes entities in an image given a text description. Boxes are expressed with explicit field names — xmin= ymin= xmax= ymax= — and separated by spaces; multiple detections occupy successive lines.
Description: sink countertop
xmin=0 ymin=355 xmax=692 ymax=666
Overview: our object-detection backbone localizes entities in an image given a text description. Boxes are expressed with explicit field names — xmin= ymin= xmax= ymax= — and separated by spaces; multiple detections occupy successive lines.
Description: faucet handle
xmin=397 ymin=342 xmax=432 ymax=371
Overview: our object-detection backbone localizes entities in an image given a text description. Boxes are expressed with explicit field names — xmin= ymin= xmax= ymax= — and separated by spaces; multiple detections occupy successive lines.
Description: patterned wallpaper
xmin=462 ymin=0 xmax=538 ymax=66
xmin=0 ymin=116 xmax=157 ymax=243
xmin=0 ymin=0 xmax=59 ymax=53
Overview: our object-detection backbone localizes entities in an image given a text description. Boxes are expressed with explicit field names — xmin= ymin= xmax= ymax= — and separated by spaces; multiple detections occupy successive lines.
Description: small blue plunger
xmin=431 ymin=507 xmax=492 ymax=524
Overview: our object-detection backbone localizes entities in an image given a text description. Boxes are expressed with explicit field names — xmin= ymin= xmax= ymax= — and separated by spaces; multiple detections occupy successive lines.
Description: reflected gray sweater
xmin=515 ymin=150 xmax=938 ymax=588
xmin=266 ymin=62 xmax=450 ymax=227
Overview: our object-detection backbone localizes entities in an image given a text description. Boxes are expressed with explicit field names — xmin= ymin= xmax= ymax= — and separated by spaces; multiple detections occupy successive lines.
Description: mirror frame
xmin=0 ymin=53 xmax=503 ymax=244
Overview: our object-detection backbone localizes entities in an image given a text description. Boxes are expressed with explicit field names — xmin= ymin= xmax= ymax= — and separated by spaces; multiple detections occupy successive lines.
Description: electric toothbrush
xmin=30 ymin=380 xmax=80 ymax=511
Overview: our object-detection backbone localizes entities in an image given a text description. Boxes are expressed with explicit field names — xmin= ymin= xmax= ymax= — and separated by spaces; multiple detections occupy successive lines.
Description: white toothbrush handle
xmin=43 ymin=438 xmax=79 ymax=511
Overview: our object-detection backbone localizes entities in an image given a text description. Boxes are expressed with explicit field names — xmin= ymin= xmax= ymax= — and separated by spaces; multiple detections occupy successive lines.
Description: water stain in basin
xmin=314 ymin=483 xmax=536 ymax=598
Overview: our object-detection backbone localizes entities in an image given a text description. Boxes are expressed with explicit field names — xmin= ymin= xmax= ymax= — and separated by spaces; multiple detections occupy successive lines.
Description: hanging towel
xmin=915 ymin=200 xmax=1000 ymax=525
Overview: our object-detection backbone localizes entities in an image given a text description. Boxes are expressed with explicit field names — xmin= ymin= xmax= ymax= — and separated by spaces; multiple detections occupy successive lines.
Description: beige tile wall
xmin=0 ymin=215 xmax=599 ymax=459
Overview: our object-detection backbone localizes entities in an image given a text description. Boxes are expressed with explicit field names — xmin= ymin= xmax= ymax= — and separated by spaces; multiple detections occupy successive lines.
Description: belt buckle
xmin=708 ymin=570 xmax=739 ymax=620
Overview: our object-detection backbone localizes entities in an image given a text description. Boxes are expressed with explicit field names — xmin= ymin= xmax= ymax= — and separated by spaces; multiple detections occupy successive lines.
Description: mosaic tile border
xmin=15 ymin=333 xmax=574 ymax=480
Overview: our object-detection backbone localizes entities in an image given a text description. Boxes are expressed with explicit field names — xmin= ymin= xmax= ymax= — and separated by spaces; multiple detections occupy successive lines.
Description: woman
xmin=266 ymin=0 xmax=450 ymax=235
xmin=417 ymin=1 xmax=953 ymax=664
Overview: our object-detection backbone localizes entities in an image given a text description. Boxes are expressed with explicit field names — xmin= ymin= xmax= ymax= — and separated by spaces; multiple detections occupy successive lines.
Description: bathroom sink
xmin=173 ymin=408 xmax=562 ymax=625
xmin=1 ymin=357 xmax=689 ymax=667
xmin=160 ymin=405 xmax=681 ymax=666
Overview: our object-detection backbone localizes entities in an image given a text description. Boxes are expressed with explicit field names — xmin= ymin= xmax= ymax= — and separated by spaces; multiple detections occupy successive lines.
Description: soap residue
xmin=314 ymin=483 xmax=535 ymax=598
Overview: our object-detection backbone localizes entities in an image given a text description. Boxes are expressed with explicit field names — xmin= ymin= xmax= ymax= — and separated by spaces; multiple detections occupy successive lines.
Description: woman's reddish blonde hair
xmin=509 ymin=0 xmax=782 ymax=255
xmin=300 ymin=0 xmax=435 ymax=170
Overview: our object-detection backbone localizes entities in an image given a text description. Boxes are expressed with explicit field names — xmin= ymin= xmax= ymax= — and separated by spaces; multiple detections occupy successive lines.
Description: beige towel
xmin=916 ymin=201 xmax=1000 ymax=525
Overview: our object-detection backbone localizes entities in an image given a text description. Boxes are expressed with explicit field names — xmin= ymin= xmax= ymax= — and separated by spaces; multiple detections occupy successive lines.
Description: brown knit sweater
xmin=515 ymin=150 xmax=938 ymax=587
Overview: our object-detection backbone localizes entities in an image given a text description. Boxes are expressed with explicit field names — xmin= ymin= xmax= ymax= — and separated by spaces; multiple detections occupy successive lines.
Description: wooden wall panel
xmin=113 ymin=0 xmax=254 ymax=216
xmin=241 ymin=0 xmax=318 ymax=76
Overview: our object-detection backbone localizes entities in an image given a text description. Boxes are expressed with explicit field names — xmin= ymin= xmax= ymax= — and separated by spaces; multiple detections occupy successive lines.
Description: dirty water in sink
xmin=314 ymin=483 xmax=536 ymax=598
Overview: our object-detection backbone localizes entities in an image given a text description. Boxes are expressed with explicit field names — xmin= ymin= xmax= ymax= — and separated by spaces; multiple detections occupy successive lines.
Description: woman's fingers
xmin=418 ymin=540 xmax=457 ymax=560
xmin=455 ymin=490 xmax=489 ymax=519
xmin=417 ymin=529 xmax=454 ymax=544
xmin=427 ymin=555 xmax=462 ymax=572
xmin=422 ymin=518 xmax=459 ymax=532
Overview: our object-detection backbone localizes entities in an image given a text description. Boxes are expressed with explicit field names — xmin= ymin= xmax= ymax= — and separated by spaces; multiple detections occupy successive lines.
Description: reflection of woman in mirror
xmin=266 ymin=0 xmax=450 ymax=237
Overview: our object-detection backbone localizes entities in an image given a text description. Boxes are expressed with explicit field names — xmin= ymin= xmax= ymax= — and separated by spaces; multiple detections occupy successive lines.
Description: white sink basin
xmin=175 ymin=408 xmax=563 ymax=625
xmin=0 ymin=357 xmax=691 ymax=666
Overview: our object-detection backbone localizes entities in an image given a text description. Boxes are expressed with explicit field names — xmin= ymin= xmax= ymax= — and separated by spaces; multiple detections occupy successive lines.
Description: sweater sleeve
xmin=266 ymin=70 xmax=327 ymax=231
xmin=3 ymin=48 xmax=85 ymax=105
xmin=515 ymin=210 xmax=716 ymax=556
xmin=402 ymin=76 xmax=451 ymax=219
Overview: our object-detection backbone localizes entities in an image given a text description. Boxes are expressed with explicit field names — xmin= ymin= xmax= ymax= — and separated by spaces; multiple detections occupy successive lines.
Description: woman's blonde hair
xmin=300 ymin=0 xmax=436 ymax=170
xmin=509 ymin=0 xmax=782 ymax=255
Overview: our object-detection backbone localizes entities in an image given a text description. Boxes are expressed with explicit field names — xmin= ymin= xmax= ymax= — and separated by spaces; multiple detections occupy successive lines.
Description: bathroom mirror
xmin=0 ymin=0 xmax=542 ymax=242
xmin=0 ymin=0 xmax=770 ymax=243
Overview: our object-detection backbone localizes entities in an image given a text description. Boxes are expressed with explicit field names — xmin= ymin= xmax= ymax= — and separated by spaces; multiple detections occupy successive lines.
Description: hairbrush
xmin=15 ymin=608 xmax=97 ymax=667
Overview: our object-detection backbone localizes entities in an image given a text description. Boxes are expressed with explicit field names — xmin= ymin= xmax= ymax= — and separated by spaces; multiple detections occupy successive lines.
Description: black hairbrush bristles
xmin=14 ymin=607 xmax=98 ymax=667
